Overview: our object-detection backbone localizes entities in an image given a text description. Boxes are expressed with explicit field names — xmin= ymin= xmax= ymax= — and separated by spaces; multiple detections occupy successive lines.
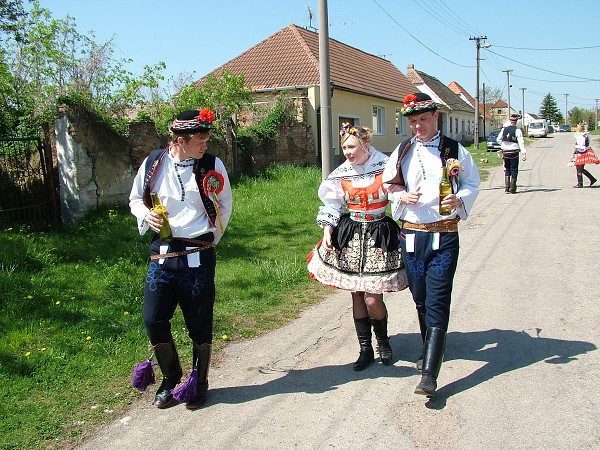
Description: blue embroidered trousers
xmin=143 ymin=240 xmax=216 ymax=345
xmin=399 ymin=230 xmax=459 ymax=331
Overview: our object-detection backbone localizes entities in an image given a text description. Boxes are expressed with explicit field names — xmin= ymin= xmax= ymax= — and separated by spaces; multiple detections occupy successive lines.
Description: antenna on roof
xmin=307 ymin=6 xmax=317 ymax=31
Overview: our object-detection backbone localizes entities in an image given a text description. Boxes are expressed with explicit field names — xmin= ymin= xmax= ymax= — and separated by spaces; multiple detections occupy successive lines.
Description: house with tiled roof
xmin=488 ymin=99 xmax=518 ymax=129
xmin=405 ymin=64 xmax=476 ymax=145
xmin=196 ymin=24 xmax=416 ymax=162
xmin=448 ymin=80 xmax=497 ymax=141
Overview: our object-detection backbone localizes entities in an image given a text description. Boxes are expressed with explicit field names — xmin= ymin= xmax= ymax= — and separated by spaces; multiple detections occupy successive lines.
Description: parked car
xmin=528 ymin=119 xmax=548 ymax=138
xmin=560 ymin=124 xmax=572 ymax=132
xmin=549 ymin=125 xmax=559 ymax=133
xmin=486 ymin=129 xmax=502 ymax=150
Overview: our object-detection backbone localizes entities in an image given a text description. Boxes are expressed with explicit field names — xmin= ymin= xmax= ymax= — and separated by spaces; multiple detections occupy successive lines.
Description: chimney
xmin=407 ymin=64 xmax=414 ymax=71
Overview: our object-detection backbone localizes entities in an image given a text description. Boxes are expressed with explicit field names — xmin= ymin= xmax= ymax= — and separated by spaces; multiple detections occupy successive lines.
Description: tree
xmin=1 ymin=1 xmax=165 ymax=135
xmin=568 ymin=107 xmax=595 ymax=129
xmin=539 ymin=93 xmax=563 ymax=124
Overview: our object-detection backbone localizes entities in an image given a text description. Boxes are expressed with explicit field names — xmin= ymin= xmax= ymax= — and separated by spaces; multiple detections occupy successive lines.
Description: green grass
xmin=0 ymin=165 xmax=328 ymax=449
xmin=0 ymin=157 xmax=498 ymax=449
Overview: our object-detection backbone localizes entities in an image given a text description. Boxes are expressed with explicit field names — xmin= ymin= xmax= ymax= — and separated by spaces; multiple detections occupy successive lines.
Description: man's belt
xmin=150 ymin=237 xmax=214 ymax=260
xmin=401 ymin=218 xmax=459 ymax=233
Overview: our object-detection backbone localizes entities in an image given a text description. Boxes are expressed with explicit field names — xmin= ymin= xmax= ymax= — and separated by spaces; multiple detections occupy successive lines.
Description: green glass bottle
xmin=439 ymin=167 xmax=453 ymax=216
xmin=151 ymin=192 xmax=173 ymax=243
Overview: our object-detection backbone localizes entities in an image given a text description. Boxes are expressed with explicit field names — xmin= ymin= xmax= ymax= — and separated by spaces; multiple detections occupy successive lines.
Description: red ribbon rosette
xmin=202 ymin=170 xmax=224 ymax=197
xmin=198 ymin=109 xmax=215 ymax=125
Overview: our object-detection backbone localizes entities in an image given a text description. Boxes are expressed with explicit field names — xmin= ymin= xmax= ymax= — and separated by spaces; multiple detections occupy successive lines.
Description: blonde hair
xmin=340 ymin=125 xmax=372 ymax=152
xmin=576 ymin=123 xmax=584 ymax=133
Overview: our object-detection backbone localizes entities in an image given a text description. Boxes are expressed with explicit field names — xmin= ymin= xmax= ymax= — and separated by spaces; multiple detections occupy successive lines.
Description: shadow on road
xmin=201 ymin=328 xmax=594 ymax=411
xmin=425 ymin=328 xmax=596 ymax=409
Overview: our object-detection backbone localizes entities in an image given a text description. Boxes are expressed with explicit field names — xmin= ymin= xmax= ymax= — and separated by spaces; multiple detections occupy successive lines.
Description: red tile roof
xmin=196 ymin=24 xmax=415 ymax=102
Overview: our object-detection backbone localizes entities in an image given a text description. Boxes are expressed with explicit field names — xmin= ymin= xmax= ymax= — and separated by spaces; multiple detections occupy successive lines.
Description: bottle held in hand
xmin=151 ymin=192 xmax=173 ymax=243
xmin=438 ymin=167 xmax=453 ymax=216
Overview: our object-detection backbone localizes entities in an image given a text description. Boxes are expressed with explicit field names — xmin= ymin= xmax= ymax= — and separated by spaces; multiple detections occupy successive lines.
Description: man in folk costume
xmin=383 ymin=93 xmax=480 ymax=397
xmin=129 ymin=109 xmax=232 ymax=409
xmin=496 ymin=113 xmax=527 ymax=193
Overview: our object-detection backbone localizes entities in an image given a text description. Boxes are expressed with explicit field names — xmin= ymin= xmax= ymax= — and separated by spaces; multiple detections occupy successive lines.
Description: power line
xmin=371 ymin=0 xmax=474 ymax=68
xmin=487 ymin=48 xmax=600 ymax=81
xmin=491 ymin=44 xmax=600 ymax=51
xmin=410 ymin=0 xmax=470 ymax=36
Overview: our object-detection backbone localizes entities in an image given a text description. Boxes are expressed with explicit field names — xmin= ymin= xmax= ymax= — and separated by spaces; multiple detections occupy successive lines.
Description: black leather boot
xmin=415 ymin=327 xmax=446 ymax=397
xmin=416 ymin=311 xmax=426 ymax=371
xmin=573 ymin=173 xmax=583 ymax=188
xmin=509 ymin=178 xmax=517 ymax=194
xmin=583 ymin=169 xmax=597 ymax=187
xmin=504 ymin=176 xmax=510 ymax=193
xmin=186 ymin=342 xmax=212 ymax=410
xmin=371 ymin=314 xmax=392 ymax=365
xmin=153 ymin=340 xmax=183 ymax=408
xmin=353 ymin=317 xmax=374 ymax=371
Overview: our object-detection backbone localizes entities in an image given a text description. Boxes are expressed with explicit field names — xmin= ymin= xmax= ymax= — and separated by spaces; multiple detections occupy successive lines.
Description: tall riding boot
xmin=416 ymin=311 xmax=427 ymax=371
xmin=415 ymin=327 xmax=446 ymax=397
xmin=509 ymin=178 xmax=517 ymax=194
xmin=371 ymin=314 xmax=392 ymax=365
xmin=152 ymin=340 xmax=183 ymax=408
xmin=186 ymin=342 xmax=212 ymax=410
xmin=504 ymin=176 xmax=510 ymax=193
xmin=353 ymin=317 xmax=374 ymax=371
xmin=573 ymin=173 xmax=583 ymax=188
xmin=582 ymin=169 xmax=597 ymax=187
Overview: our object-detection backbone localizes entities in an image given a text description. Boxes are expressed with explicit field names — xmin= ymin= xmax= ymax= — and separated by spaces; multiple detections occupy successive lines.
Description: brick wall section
xmin=55 ymin=102 xmax=316 ymax=223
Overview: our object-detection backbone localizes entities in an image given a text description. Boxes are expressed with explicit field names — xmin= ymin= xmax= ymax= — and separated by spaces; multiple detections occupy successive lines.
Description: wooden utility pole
xmin=318 ymin=0 xmax=334 ymax=179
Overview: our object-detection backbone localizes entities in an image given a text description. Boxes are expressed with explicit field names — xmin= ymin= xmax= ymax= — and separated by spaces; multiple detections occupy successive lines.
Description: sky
xmin=37 ymin=0 xmax=600 ymax=117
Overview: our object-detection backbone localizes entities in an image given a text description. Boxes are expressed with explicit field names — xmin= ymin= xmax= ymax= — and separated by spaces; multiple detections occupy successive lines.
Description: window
xmin=455 ymin=118 xmax=458 ymax=134
xmin=450 ymin=116 xmax=453 ymax=133
xmin=461 ymin=120 xmax=465 ymax=134
xmin=372 ymin=105 xmax=385 ymax=135
xmin=394 ymin=109 xmax=406 ymax=135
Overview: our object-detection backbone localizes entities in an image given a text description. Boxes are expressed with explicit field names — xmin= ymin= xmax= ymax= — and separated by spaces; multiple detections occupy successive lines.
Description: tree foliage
xmin=568 ymin=107 xmax=595 ymax=130
xmin=0 ymin=0 xmax=165 ymax=135
xmin=146 ymin=68 xmax=254 ymax=137
xmin=539 ymin=93 xmax=563 ymax=124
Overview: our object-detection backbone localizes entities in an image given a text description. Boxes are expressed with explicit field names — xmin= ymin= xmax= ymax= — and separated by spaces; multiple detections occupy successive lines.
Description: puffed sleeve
xmin=316 ymin=177 xmax=346 ymax=228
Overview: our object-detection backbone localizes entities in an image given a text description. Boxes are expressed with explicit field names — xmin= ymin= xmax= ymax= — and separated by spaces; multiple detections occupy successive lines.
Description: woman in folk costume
xmin=570 ymin=123 xmax=598 ymax=188
xmin=129 ymin=109 xmax=232 ymax=409
xmin=308 ymin=124 xmax=408 ymax=371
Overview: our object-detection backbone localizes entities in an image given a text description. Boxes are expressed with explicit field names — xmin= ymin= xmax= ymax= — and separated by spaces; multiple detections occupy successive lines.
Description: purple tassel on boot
xmin=131 ymin=357 xmax=156 ymax=392
xmin=172 ymin=366 xmax=198 ymax=403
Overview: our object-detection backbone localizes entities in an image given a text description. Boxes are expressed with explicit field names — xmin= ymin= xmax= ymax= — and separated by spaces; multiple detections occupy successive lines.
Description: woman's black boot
xmin=371 ymin=314 xmax=392 ymax=365
xmin=353 ymin=317 xmax=374 ymax=371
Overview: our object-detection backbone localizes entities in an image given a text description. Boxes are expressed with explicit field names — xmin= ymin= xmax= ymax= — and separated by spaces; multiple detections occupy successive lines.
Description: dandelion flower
xmin=55 ymin=301 xmax=60 ymax=305
xmin=123 ymin=311 xmax=129 ymax=316
xmin=40 ymin=347 xmax=47 ymax=352
xmin=25 ymin=351 xmax=31 ymax=357
xmin=26 ymin=295 xmax=33 ymax=299
xmin=222 ymin=334 xmax=228 ymax=340
xmin=86 ymin=336 xmax=91 ymax=341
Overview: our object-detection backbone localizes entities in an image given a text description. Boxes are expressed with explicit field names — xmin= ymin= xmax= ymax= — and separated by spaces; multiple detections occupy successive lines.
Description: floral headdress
xmin=339 ymin=123 xmax=369 ymax=140
xmin=171 ymin=108 xmax=215 ymax=134
xmin=401 ymin=93 xmax=437 ymax=116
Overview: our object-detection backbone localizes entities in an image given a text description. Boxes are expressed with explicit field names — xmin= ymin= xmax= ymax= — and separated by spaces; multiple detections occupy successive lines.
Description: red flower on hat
xmin=403 ymin=94 xmax=417 ymax=105
xmin=198 ymin=109 xmax=215 ymax=125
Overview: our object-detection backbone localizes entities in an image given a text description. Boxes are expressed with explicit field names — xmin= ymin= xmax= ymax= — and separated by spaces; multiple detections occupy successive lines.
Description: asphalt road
xmin=79 ymin=131 xmax=600 ymax=450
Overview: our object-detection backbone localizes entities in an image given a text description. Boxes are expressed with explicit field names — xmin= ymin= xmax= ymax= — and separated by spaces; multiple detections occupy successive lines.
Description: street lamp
xmin=471 ymin=37 xmax=490 ymax=149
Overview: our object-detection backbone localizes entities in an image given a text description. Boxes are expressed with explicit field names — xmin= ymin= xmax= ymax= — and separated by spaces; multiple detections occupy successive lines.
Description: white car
xmin=528 ymin=120 xmax=547 ymax=138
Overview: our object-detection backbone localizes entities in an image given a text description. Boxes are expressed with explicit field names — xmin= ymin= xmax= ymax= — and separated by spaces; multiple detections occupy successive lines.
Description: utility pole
xmin=318 ymin=0 xmax=334 ymax=179
xmin=520 ymin=87 xmax=526 ymax=130
xmin=482 ymin=82 xmax=487 ymax=138
xmin=470 ymin=36 xmax=489 ymax=149
xmin=595 ymin=98 xmax=599 ymax=130
xmin=503 ymin=69 xmax=513 ymax=121
xmin=564 ymin=94 xmax=569 ymax=125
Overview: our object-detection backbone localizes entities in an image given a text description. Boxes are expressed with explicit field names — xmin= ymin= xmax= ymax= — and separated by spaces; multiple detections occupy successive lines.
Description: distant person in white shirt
xmin=497 ymin=113 xmax=527 ymax=193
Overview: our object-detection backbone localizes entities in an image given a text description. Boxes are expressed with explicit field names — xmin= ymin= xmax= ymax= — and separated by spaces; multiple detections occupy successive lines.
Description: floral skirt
xmin=307 ymin=215 xmax=408 ymax=293
xmin=569 ymin=148 xmax=600 ymax=166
